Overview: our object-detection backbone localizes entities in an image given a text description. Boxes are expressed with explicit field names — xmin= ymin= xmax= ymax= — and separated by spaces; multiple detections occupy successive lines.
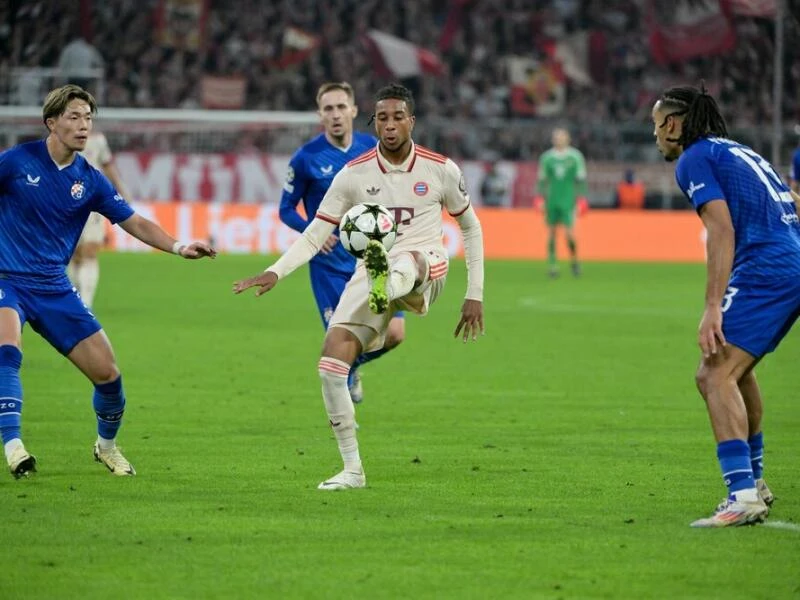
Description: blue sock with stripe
xmin=0 ymin=345 xmax=23 ymax=445
xmin=94 ymin=376 xmax=126 ymax=441
xmin=748 ymin=432 xmax=764 ymax=480
xmin=717 ymin=439 xmax=756 ymax=496
xmin=347 ymin=348 xmax=392 ymax=388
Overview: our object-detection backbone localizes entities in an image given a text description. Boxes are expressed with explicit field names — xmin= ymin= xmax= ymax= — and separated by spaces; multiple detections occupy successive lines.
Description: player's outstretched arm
xmin=118 ymin=214 xmax=216 ymax=259
xmin=232 ymin=217 xmax=336 ymax=298
xmin=453 ymin=205 xmax=485 ymax=342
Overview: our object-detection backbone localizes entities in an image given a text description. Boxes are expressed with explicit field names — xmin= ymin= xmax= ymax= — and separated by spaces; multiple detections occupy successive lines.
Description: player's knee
xmin=385 ymin=321 xmax=405 ymax=349
xmin=93 ymin=363 xmax=121 ymax=385
xmin=695 ymin=364 xmax=728 ymax=399
xmin=0 ymin=345 xmax=22 ymax=369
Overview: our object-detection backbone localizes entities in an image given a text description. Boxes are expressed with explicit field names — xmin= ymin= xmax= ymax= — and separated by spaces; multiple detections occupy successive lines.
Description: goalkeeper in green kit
xmin=537 ymin=128 xmax=587 ymax=278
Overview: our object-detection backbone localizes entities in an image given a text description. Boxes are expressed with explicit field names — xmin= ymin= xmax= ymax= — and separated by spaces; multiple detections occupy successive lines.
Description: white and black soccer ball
xmin=339 ymin=203 xmax=397 ymax=258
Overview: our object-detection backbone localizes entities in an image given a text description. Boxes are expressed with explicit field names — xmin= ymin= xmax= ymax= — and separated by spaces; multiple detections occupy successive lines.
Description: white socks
xmin=387 ymin=253 xmax=418 ymax=301
xmin=318 ymin=357 xmax=361 ymax=472
xmin=96 ymin=436 xmax=115 ymax=451
xmin=76 ymin=258 xmax=100 ymax=308
xmin=4 ymin=438 xmax=23 ymax=462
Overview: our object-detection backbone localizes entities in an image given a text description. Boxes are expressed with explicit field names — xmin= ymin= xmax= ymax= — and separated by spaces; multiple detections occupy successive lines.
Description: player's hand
xmin=233 ymin=271 xmax=278 ymax=297
xmin=698 ymin=305 xmax=726 ymax=358
xmin=180 ymin=242 xmax=217 ymax=259
xmin=454 ymin=299 xmax=484 ymax=343
xmin=320 ymin=234 xmax=339 ymax=255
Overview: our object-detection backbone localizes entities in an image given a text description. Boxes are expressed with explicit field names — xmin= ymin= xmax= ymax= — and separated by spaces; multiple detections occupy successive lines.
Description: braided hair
xmin=658 ymin=83 xmax=728 ymax=148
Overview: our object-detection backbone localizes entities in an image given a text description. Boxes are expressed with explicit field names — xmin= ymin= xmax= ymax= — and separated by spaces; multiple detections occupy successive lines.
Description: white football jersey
xmin=316 ymin=142 xmax=471 ymax=255
xmin=80 ymin=132 xmax=113 ymax=169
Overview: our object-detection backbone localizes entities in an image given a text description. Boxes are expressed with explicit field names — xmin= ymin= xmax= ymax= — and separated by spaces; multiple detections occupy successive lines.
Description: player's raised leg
xmin=0 ymin=304 xmax=36 ymax=478
xmin=68 ymin=330 xmax=135 ymax=476
xmin=690 ymin=345 xmax=768 ymax=527
xmin=365 ymin=244 xmax=425 ymax=314
xmin=738 ymin=370 xmax=773 ymax=507
xmin=317 ymin=326 xmax=364 ymax=490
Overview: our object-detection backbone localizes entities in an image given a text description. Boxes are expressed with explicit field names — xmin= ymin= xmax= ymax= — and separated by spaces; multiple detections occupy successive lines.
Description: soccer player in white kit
xmin=234 ymin=83 xmax=485 ymax=490
xmin=67 ymin=131 xmax=131 ymax=308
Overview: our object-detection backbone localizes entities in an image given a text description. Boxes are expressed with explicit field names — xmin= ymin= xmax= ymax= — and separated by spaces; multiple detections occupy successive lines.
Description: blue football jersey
xmin=279 ymin=132 xmax=376 ymax=275
xmin=0 ymin=140 xmax=134 ymax=292
xmin=676 ymin=137 xmax=800 ymax=283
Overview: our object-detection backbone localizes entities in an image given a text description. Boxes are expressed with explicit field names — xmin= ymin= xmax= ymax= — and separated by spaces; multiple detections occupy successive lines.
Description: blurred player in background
xmin=0 ymin=85 xmax=215 ymax=479
xmin=235 ymin=83 xmax=485 ymax=490
xmin=537 ymin=128 xmax=587 ymax=278
xmin=67 ymin=131 xmax=131 ymax=309
xmin=653 ymin=84 xmax=800 ymax=527
xmin=279 ymin=82 xmax=405 ymax=404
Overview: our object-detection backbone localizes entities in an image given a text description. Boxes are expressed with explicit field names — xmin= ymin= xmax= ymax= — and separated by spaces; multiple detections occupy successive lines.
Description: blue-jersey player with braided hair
xmin=0 ymin=85 xmax=216 ymax=479
xmin=653 ymin=84 xmax=800 ymax=528
xmin=279 ymin=82 xmax=405 ymax=403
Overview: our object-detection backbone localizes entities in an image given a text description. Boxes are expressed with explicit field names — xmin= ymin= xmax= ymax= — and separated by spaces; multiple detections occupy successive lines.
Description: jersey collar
xmin=376 ymin=141 xmax=417 ymax=173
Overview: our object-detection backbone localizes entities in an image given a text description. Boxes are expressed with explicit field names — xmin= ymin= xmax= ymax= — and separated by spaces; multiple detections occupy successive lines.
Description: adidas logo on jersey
xmin=366 ymin=186 xmax=380 ymax=196
xmin=26 ymin=174 xmax=40 ymax=186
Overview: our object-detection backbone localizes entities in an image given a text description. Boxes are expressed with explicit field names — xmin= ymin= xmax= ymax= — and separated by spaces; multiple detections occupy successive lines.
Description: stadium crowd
xmin=1 ymin=0 xmax=798 ymax=159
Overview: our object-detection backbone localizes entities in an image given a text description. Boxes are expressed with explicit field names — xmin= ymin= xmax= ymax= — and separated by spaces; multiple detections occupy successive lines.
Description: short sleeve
xmin=316 ymin=167 xmax=354 ymax=225
xmin=90 ymin=170 xmax=135 ymax=224
xmin=442 ymin=158 xmax=471 ymax=217
xmin=574 ymin=149 xmax=587 ymax=180
xmin=675 ymin=149 xmax=725 ymax=211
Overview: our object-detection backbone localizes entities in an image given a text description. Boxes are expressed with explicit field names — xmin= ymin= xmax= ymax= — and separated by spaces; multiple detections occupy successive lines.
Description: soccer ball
xmin=339 ymin=203 xmax=397 ymax=258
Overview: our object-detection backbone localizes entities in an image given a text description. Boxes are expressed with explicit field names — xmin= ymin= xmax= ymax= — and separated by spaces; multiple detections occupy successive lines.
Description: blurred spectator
xmin=57 ymin=27 xmax=105 ymax=91
xmin=614 ymin=168 xmax=645 ymax=209
xmin=480 ymin=162 xmax=509 ymax=207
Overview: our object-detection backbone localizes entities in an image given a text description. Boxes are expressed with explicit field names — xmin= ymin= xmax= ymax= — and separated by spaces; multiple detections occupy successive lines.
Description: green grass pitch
xmin=1 ymin=253 xmax=798 ymax=599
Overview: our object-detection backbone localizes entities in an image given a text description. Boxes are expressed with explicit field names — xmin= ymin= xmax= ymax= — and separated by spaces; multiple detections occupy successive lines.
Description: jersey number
xmin=721 ymin=286 xmax=739 ymax=313
xmin=728 ymin=147 xmax=793 ymax=203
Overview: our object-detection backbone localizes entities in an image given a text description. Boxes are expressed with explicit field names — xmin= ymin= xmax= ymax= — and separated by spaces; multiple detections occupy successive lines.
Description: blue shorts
xmin=0 ymin=281 xmax=101 ymax=355
xmin=309 ymin=262 xmax=403 ymax=329
xmin=722 ymin=277 xmax=800 ymax=358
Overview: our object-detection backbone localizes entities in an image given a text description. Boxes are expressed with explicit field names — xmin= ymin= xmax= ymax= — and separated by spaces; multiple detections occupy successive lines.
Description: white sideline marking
xmin=763 ymin=521 xmax=800 ymax=533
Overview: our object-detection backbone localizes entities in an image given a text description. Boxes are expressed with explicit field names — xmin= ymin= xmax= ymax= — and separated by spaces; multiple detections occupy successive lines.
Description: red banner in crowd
xmin=648 ymin=0 xmax=736 ymax=64
xmin=109 ymin=203 xmax=707 ymax=262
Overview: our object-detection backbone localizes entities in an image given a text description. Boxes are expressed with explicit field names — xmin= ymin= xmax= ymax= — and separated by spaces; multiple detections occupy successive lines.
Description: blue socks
xmin=748 ymin=432 xmax=764 ymax=480
xmin=347 ymin=348 xmax=392 ymax=388
xmin=717 ymin=439 xmax=756 ymax=495
xmin=0 ymin=345 xmax=23 ymax=445
xmin=93 ymin=376 xmax=126 ymax=441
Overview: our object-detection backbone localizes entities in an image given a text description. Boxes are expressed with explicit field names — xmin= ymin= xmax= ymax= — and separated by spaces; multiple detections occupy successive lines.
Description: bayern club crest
xmin=413 ymin=181 xmax=429 ymax=196
xmin=71 ymin=181 xmax=85 ymax=200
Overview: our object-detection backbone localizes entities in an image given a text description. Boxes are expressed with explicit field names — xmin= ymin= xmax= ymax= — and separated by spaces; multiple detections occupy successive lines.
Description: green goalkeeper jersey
xmin=537 ymin=146 xmax=587 ymax=206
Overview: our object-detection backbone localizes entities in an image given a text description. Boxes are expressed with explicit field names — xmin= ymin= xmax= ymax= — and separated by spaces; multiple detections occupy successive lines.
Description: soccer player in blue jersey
xmin=279 ymin=82 xmax=405 ymax=403
xmin=0 ymin=85 xmax=215 ymax=478
xmin=652 ymin=85 xmax=800 ymax=527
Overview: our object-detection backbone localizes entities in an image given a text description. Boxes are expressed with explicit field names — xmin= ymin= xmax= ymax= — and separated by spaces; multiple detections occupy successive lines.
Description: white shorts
xmin=78 ymin=213 xmax=106 ymax=245
xmin=329 ymin=247 xmax=449 ymax=352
